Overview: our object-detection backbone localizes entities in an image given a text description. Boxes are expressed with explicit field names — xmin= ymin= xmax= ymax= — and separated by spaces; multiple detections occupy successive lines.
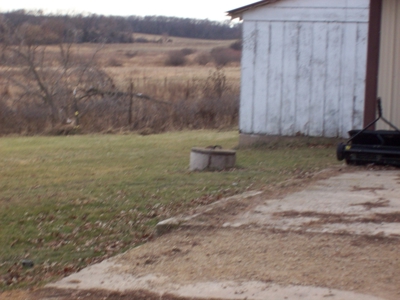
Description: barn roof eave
xmin=226 ymin=0 xmax=282 ymax=19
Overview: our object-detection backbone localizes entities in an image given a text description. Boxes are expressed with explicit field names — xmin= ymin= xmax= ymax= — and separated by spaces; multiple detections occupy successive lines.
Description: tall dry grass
xmin=0 ymin=68 xmax=239 ymax=135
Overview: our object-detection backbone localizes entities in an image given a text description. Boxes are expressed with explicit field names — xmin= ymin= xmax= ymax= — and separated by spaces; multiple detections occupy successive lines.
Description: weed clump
xmin=195 ymin=52 xmax=212 ymax=65
xmin=210 ymin=47 xmax=241 ymax=67
xmin=230 ymin=40 xmax=242 ymax=51
xmin=180 ymin=48 xmax=196 ymax=56
xmin=165 ymin=50 xmax=187 ymax=66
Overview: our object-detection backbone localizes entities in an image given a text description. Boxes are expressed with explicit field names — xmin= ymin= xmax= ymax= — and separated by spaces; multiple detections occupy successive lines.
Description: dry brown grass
xmin=0 ymin=34 xmax=241 ymax=135
xmin=99 ymin=34 xmax=240 ymax=87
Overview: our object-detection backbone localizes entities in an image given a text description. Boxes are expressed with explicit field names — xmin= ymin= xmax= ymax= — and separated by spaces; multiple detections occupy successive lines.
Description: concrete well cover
xmin=190 ymin=147 xmax=236 ymax=171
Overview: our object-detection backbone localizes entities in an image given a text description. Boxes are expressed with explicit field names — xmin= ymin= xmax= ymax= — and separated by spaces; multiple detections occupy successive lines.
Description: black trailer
xmin=337 ymin=99 xmax=400 ymax=167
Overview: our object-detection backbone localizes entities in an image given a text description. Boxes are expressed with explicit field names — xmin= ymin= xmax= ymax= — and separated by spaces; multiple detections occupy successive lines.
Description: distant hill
xmin=0 ymin=10 xmax=242 ymax=44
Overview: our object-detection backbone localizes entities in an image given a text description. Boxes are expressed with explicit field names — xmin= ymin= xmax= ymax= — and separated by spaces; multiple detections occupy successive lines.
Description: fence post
xmin=73 ymin=88 xmax=80 ymax=126
xmin=128 ymin=81 xmax=133 ymax=126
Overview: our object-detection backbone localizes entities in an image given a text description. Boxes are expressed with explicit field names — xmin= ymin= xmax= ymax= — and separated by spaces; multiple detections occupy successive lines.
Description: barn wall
xmin=239 ymin=0 xmax=370 ymax=138
xmin=377 ymin=0 xmax=400 ymax=130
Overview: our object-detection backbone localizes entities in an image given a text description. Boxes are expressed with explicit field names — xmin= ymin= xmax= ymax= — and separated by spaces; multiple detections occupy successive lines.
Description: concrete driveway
xmin=44 ymin=168 xmax=400 ymax=300
xmin=225 ymin=170 xmax=400 ymax=237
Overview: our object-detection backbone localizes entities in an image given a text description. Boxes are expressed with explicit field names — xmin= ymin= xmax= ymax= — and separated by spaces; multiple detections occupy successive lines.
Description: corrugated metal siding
xmin=239 ymin=0 xmax=369 ymax=138
xmin=377 ymin=0 xmax=400 ymax=129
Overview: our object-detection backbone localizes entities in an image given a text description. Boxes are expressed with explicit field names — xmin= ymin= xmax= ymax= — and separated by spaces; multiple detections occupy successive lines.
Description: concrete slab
xmin=48 ymin=260 xmax=385 ymax=300
xmin=46 ymin=169 xmax=400 ymax=300
xmin=224 ymin=170 xmax=400 ymax=238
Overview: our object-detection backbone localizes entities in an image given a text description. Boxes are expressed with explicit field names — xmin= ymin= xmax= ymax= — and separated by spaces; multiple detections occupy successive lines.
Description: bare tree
xmin=0 ymin=20 xmax=113 ymax=128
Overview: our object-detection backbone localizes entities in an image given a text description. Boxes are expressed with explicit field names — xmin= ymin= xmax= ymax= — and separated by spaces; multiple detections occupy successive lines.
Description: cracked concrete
xmin=46 ymin=169 xmax=400 ymax=300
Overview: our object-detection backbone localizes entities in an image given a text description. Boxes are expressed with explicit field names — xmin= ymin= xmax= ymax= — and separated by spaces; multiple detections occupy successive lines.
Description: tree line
xmin=0 ymin=10 xmax=241 ymax=44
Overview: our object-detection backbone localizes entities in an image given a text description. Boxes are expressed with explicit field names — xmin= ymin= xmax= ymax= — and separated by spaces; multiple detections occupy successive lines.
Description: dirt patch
xmin=351 ymin=186 xmax=386 ymax=193
xmin=110 ymin=227 xmax=400 ymax=299
xmin=372 ymin=212 xmax=400 ymax=223
xmin=274 ymin=210 xmax=400 ymax=225
xmin=274 ymin=210 xmax=357 ymax=224
xmin=351 ymin=198 xmax=390 ymax=210
xmin=3 ymin=287 xmax=211 ymax=300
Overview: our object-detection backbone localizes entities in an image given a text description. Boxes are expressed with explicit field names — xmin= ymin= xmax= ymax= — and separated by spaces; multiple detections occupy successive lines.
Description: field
xmin=0 ymin=34 xmax=242 ymax=135
xmin=0 ymin=131 xmax=341 ymax=289
xmin=71 ymin=34 xmax=241 ymax=87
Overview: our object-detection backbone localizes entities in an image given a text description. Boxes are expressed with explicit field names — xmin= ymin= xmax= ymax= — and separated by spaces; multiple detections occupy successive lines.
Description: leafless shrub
xmin=134 ymin=37 xmax=149 ymax=43
xmin=229 ymin=40 xmax=242 ymax=51
xmin=80 ymin=96 xmax=128 ymax=132
xmin=210 ymin=47 xmax=241 ymax=67
xmin=124 ymin=50 xmax=138 ymax=58
xmin=203 ymin=68 xmax=227 ymax=99
xmin=76 ymin=72 xmax=238 ymax=133
xmin=107 ymin=58 xmax=123 ymax=67
xmin=164 ymin=50 xmax=186 ymax=66
xmin=169 ymin=93 xmax=239 ymax=130
xmin=1 ymin=83 xmax=11 ymax=98
xmin=44 ymin=123 xmax=81 ymax=136
xmin=180 ymin=48 xmax=196 ymax=56
xmin=0 ymin=98 xmax=49 ymax=135
xmin=195 ymin=52 xmax=212 ymax=66
xmin=0 ymin=98 xmax=14 ymax=135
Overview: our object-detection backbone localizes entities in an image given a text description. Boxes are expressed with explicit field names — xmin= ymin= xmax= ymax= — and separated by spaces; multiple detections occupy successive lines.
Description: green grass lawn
xmin=0 ymin=130 xmax=341 ymax=289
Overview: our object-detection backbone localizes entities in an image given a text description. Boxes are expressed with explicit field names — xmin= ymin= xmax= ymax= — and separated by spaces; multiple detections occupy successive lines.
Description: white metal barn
xmin=228 ymin=0 xmax=400 ymax=144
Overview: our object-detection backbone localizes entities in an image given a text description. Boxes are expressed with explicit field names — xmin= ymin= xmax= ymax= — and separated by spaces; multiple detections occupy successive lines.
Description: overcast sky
xmin=0 ymin=1 xmax=252 ymax=21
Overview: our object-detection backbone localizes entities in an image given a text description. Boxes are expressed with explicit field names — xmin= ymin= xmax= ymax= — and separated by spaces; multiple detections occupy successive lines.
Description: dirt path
xmin=115 ymin=227 xmax=399 ymax=299
xmin=3 ymin=167 xmax=400 ymax=300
